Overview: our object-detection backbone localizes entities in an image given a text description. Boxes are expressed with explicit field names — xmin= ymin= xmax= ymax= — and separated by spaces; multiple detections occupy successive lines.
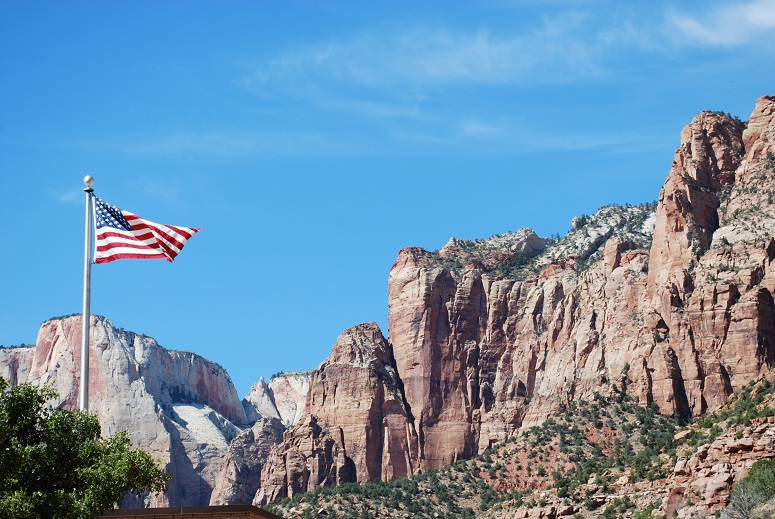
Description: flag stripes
xmin=92 ymin=196 xmax=200 ymax=264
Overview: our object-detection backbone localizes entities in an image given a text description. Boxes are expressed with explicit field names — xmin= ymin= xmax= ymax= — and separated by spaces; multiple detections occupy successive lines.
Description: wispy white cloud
xmin=243 ymin=1 xmax=774 ymax=103
xmin=668 ymin=0 xmax=775 ymax=46
xmin=387 ymin=114 xmax=652 ymax=155
xmin=243 ymin=12 xmax=607 ymax=98
xmin=70 ymin=115 xmax=650 ymax=161
xmin=52 ymin=189 xmax=81 ymax=204
xmin=322 ymin=98 xmax=425 ymax=120
xmin=67 ymin=2 xmax=774 ymax=161
xmin=459 ymin=119 xmax=505 ymax=137
xmin=71 ymin=130 xmax=370 ymax=159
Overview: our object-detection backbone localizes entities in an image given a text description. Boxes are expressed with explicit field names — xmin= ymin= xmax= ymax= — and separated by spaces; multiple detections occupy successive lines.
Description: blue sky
xmin=1 ymin=1 xmax=774 ymax=397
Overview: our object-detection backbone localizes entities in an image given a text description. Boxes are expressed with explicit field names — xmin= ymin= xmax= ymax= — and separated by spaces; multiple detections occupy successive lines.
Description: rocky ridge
xmin=0 ymin=315 xmax=252 ymax=507
xmin=266 ymin=373 xmax=775 ymax=519
xmin=238 ymin=95 xmax=775 ymax=505
xmin=209 ymin=417 xmax=285 ymax=506
xmin=256 ymin=323 xmax=419 ymax=505
xmin=243 ymin=372 xmax=311 ymax=427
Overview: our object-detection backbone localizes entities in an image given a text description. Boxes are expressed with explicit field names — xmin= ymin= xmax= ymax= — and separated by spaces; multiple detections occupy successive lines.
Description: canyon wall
xmin=242 ymin=96 xmax=775 ymax=503
xmin=0 ymin=315 xmax=250 ymax=507
xmin=254 ymin=323 xmax=418 ymax=505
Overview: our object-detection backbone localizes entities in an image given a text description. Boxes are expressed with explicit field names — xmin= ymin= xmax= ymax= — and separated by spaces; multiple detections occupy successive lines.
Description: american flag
xmin=93 ymin=196 xmax=200 ymax=264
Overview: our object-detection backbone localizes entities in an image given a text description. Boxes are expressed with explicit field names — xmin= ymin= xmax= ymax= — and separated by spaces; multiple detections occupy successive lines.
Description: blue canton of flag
xmin=94 ymin=198 xmax=132 ymax=232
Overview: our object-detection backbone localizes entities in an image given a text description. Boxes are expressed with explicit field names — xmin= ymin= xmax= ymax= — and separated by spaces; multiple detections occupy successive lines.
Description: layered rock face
xmin=668 ymin=415 xmax=775 ymax=518
xmin=256 ymin=415 xmax=355 ymax=505
xmin=253 ymin=323 xmax=418 ymax=505
xmin=303 ymin=323 xmax=418 ymax=483
xmin=243 ymin=372 xmax=310 ymax=426
xmin=209 ymin=418 xmax=285 ymax=505
xmin=388 ymin=221 xmax=655 ymax=470
xmin=0 ymin=315 xmax=248 ymax=507
xmin=644 ymin=105 xmax=771 ymax=417
xmin=225 ymin=97 xmax=775 ymax=504
xmin=643 ymin=99 xmax=775 ymax=417
xmin=386 ymin=96 xmax=775 ymax=473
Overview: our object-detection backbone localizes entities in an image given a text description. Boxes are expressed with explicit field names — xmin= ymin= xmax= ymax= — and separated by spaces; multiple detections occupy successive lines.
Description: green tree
xmin=0 ymin=378 xmax=169 ymax=518
xmin=723 ymin=458 xmax=775 ymax=519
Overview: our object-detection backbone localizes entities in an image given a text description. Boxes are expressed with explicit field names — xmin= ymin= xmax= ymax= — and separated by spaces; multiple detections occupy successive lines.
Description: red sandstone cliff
xmin=253 ymin=323 xmax=418 ymax=505
xmin=240 ymin=96 xmax=775 ymax=503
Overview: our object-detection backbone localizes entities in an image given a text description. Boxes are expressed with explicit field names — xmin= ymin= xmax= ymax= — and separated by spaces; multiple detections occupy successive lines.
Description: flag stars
xmin=94 ymin=198 xmax=132 ymax=231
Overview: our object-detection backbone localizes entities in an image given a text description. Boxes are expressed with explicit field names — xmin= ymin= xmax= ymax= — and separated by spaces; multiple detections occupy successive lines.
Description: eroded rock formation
xmin=209 ymin=417 xmax=285 ymax=505
xmin=247 ymin=96 xmax=775 ymax=501
xmin=253 ymin=323 xmax=418 ymax=505
xmin=243 ymin=372 xmax=311 ymax=427
xmin=0 ymin=315 xmax=248 ymax=507
xmin=668 ymin=415 xmax=775 ymax=518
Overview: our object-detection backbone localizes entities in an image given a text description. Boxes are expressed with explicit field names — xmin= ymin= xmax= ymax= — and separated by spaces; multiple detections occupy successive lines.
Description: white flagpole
xmin=80 ymin=175 xmax=95 ymax=412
